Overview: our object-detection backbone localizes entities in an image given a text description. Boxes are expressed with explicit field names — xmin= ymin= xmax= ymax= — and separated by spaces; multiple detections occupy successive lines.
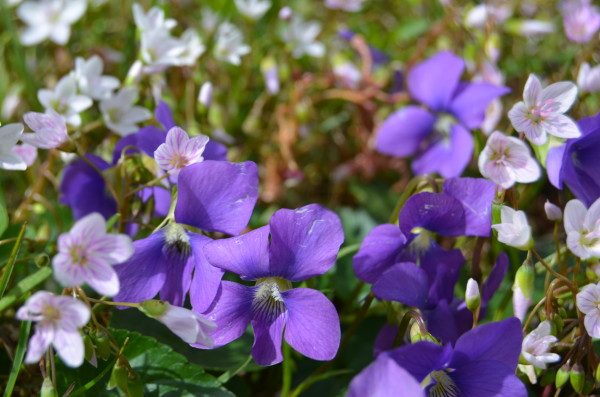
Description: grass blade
xmin=3 ymin=320 xmax=32 ymax=397
xmin=0 ymin=223 xmax=27 ymax=299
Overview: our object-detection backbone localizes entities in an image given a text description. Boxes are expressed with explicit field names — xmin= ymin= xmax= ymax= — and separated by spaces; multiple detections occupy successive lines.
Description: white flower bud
xmin=465 ymin=278 xmax=481 ymax=312
xmin=198 ymin=82 xmax=213 ymax=108
xmin=544 ymin=201 xmax=562 ymax=221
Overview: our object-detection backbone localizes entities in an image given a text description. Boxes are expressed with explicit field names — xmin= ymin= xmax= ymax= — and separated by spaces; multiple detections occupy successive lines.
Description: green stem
xmin=75 ymin=149 xmax=120 ymax=205
xmin=0 ymin=223 xmax=27 ymax=299
xmin=388 ymin=175 xmax=428 ymax=224
xmin=281 ymin=342 xmax=293 ymax=397
xmin=87 ymin=298 xmax=140 ymax=308
xmin=125 ymin=173 xmax=170 ymax=198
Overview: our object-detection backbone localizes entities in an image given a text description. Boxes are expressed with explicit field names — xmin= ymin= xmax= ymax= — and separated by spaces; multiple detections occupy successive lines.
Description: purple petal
xmin=375 ymin=106 xmax=435 ymax=157
xmin=25 ymin=325 xmax=54 ymax=364
xmin=546 ymin=144 xmax=566 ymax=189
xmin=408 ymin=51 xmax=465 ymax=112
xmin=113 ymin=232 xmax=167 ymax=304
xmin=482 ymin=253 xmax=509 ymax=303
xmin=160 ymin=247 xmax=195 ymax=307
xmin=139 ymin=186 xmax=171 ymax=217
xmin=251 ymin=312 xmax=287 ymax=366
xmin=400 ymin=192 xmax=466 ymax=237
xmin=412 ymin=123 xmax=474 ymax=178
xmin=347 ymin=355 xmax=425 ymax=397
xmin=451 ymin=361 xmax=527 ymax=397
xmin=426 ymin=300 xmax=459 ymax=344
xmin=195 ymin=281 xmax=253 ymax=348
xmin=373 ymin=323 xmax=399 ymax=357
xmin=268 ymin=204 xmax=344 ymax=281
xmin=112 ymin=126 xmax=166 ymax=164
xmin=189 ymin=234 xmax=225 ymax=313
xmin=353 ymin=224 xmax=407 ymax=284
xmin=421 ymin=245 xmax=464 ymax=305
xmin=372 ymin=262 xmax=429 ymax=308
xmin=53 ymin=328 xmax=84 ymax=367
xmin=442 ymin=177 xmax=495 ymax=237
xmin=156 ymin=100 xmax=176 ymax=130
xmin=449 ymin=82 xmax=510 ymax=129
xmin=203 ymin=226 xmax=271 ymax=280
xmin=175 ymin=161 xmax=259 ymax=235
xmin=387 ymin=342 xmax=453 ymax=382
xmin=59 ymin=154 xmax=117 ymax=220
xmin=204 ymin=141 xmax=228 ymax=161
xmin=282 ymin=288 xmax=340 ymax=361
xmin=450 ymin=317 xmax=522 ymax=369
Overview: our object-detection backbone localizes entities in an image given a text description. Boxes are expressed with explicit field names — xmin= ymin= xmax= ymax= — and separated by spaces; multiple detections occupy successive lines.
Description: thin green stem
xmin=0 ymin=223 xmax=27 ymax=299
xmin=126 ymin=173 xmax=170 ymax=198
xmin=87 ymin=298 xmax=140 ymax=308
xmin=281 ymin=342 xmax=293 ymax=397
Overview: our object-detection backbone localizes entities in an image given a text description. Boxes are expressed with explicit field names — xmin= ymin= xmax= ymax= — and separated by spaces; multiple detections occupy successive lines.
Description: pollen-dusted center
xmin=252 ymin=277 xmax=292 ymax=320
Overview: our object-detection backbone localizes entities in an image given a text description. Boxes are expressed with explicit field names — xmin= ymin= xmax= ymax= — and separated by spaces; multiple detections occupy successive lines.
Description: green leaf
xmin=0 ymin=223 xmax=27 ymax=299
xmin=56 ymin=328 xmax=234 ymax=397
xmin=0 ymin=266 xmax=52 ymax=312
xmin=0 ymin=188 xmax=8 ymax=238
xmin=3 ymin=320 xmax=31 ymax=397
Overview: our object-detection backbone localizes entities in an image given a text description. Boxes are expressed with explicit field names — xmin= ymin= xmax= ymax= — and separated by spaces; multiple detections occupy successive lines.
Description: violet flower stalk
xmin=198 ymin=204 xmax=344 ymax=366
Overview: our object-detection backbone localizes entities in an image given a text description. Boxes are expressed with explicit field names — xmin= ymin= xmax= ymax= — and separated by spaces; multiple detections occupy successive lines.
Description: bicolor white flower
xmin=508 ymin=74 xmax=580 ymax=145
xmin=281 ymin=16 xmax=325 ymax=59
xmin=100 ymin=87 xmax=152 ymax=136
xmin=16 ymin=291 xmax=90 ymax=367
xmin=154 ymin=127 xmax=209 ymax=181
xmin=174 ymin=29 xmax=206 ymax=66
xmin=577 ymin=281 xmax=600 ymax=338
xmin=21 ymin=111 xmax=69 ymax=149
xmin=200 ymin=7 xmax=220 ymax=33
xmin=140 ymin=300 xmax=215 ymax=346
xmin=38 ymin=74 xmax=92 ymax=127
xmin=213 ymin=22 xmax=251 ymax=66
xmin=52 ymin=212 xmax=134 ymax=296
xmin=325 ymin=0 xmax=367 ymax=12
xmin=12 ymin=143 xmax=38 ymax=167
xmin=564 ymin=198 xmax=600 ymax=259
xmin=235 ymin=0 xmax=271 ymax=20
xmin=74 ymin=56 xmax=120 ymax=100
xmin=521 ymin=321 xmax=561 ymax=369
xmin=0 ymin=123 xmax=27 ymax=170
xmin=198 ymin=82 xmax=213 ymax=107
xmin=140 ymin=28 xmax=186 ymax=74
xmin=17 ymin=0 xmax=86 ymax=46
xmin=577 ymin=62 xmax=600 ymax=94
xmin=132 ymin=3 xmax=176 ymax=33
xmin=478 ymin=131 xmax=541 ymax=189
xmin=492 ymin=206 xmax=532 ymax=249
xmin=544 ymin=201 xmax=563 ymax=221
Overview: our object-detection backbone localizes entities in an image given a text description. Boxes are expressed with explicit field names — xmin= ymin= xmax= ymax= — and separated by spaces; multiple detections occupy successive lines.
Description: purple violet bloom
xmin=376 ymin=51 xmax=509 ymax=177
xmin=196 ymin=204 xmax=344 ymax=366
xmin=348 ymin=318 xmax=527 ymax=397
xmin=114 ymin=160 xmax=259 ymax=309
xmin=547 ymin=111 xmax=600 ymax=206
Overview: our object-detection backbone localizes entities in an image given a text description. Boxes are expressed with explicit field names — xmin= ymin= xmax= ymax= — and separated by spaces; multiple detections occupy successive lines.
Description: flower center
xmin=252 ymin=277 xmax=292 ymax=321
xmin=170 ymin=152 xmax=190 ymax=169
xmin=164 ymin=222 xmax=191 ymax=256
xmin=42 ymin=305 xmax=62 ymax=324
xmin=528 ymin=99 xmax=558 ymax=123
xmin=427 ymin=370 xmax=459 ymax=397
xmin=408 ymin=227 xmax=433 ymax=256
xmin=433 ymin=113 xmax=457 ymax=144
xmin=70 ymin=244 xmax=89 ymax=265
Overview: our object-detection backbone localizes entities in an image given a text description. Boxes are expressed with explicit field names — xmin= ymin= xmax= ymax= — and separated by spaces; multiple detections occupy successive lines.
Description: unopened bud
xmin=570 ymin=363 xmax=585 ymax=393
xmin=198 ymin=82 xmax=213 ymax=108
xmin=41 ymin=377 xmax=58 ymax=397
xmin=409 ymin=322 xmax=437 ymax=344
xmin=544 ymin=201 xmax=562 ymax=221
xmin=556 ymin=364 xmax=570 ymax=388
xmin=139 ymin=299 xmax=169 ymax=317
xmin=465 ymin=278 xmax=481 ymax=312
xmin=125 ymin=60 xmax=143 ymax=86
xmin=108 ymin=356 xmax=129 ymax=392
xmin=94 ymin=329 xmax=111 ymax=361
xmin=515 ymin=259 xmax=535 ymax=299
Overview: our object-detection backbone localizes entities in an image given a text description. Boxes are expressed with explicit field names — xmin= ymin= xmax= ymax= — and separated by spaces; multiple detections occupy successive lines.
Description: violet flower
xmin=114 ymin=160 xmax=259 ymax=309
xmin=547 ymin=112 xmax=600 ymax=207
xmin=376 ymin=51 xmax=509 ymax=177
xmin=16 ymin=291 xmax=90 ymax=367
xmin=349 ymin=318 xmax=527 ymax=397
xmin=197 ymin=204 xmax=344 ymax=366
xmin=52 ymin=212 xmax=134 ymax=296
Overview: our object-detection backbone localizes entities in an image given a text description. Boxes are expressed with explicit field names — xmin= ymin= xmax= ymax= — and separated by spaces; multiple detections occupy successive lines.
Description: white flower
xmin=16 ymin=291 xmax=90 ymax=367
xmin=100 ymin=87 xmax=152 ymax=136
xmin=74 ymin=56 xmax=120 ymax=100
xmin=200 ymin=7 xmax=220 ymax=33
xmin=475 ymin=62 xmax=505 ymax=134
xmin=492 ymin=206 xmax=532 ymax=249
xmin=325 ymin=0 xmax=367 ymax=12
xmin=198 ymin=82 xmax=213 ymax=107
xmin=465 ymin=278 xmax=481 ymax=311
xmin=577 ymin=282 xmax=600 ymax=338
xmin=174 ymin=29 xmax=205 ymax=67
xmin=464 ymin=3 xmax=512 ymax=29
xmin=522 ymin=321 xmax=561 ymax=369
xmin=38 ymin=74 xmax=92 ymax=127
xmin=154 ymin=127 xmax=209 ymax=181
xmin=140 ymin=28 xmax=186 ymax=74
xmin=17 ymin=0 xmax=86 ymax=46
xmin=508 ymin=74 xmax=580 ymax=145
xmin=544 ymin=201 xmax=563 ymax=221
xmin=0 ymin=123 xmax=27 ymax=171
xmin=21 ymin=110 xmax=69 ymax=149
xmin=333 ymin=60 xmax=362 ymax=89
xmin=52 ymin=213 xmax=134 ymax=296
xmin=512 ymin=283 xmax=532 ymax=322
xmin=281 ymin=16 xmax=325 ymax=59
xmin=577 ymin=62 xmax=600 ymax=94
xmin=213 ymin=22 xmax=251 ymax=66
xmin=12 ymin=143 xmax=38 ymax=167
xmin=564 ymin=198 xmax=600 ymax=259
xmin=278 ymin=6 xmax=293 ymax=20
xmin=132 ymin=3 xmax=176 ymax=33
xmin=518 ymin=20 xmax=556 ymax=36
xmin=235 ymin=0 xmax=271 ymax=20
xmin=478 ymin=131 xmax=541 ymax=189
xmin=140 ymin=300 xmax=215 ymax=346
